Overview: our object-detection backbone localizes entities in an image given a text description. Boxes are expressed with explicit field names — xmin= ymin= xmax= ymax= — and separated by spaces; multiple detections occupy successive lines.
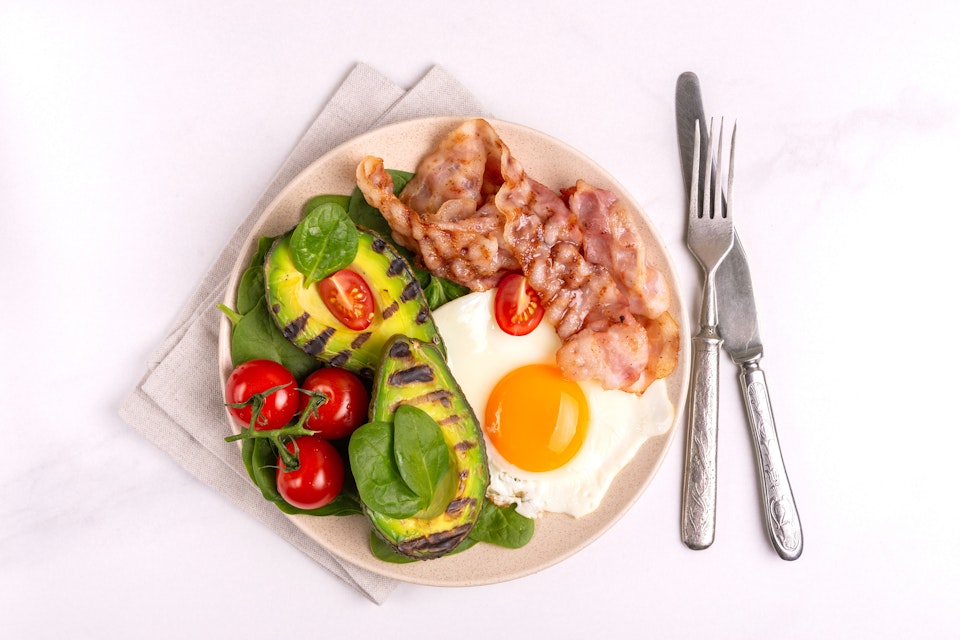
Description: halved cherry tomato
xmin=494 ymin=273 xmax=545 ymax=336
xmin=318 ymin=269 xmax=375 ymax=331
xmin=225 ymin=359 xmax=300 ymax=430
xmin=298 ymin=367 xmax=369 ymax=439
xmin=276 ymin=435 xmax=344 ymax=509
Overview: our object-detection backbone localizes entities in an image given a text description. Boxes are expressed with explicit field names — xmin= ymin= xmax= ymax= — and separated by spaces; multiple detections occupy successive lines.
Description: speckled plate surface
xmin=218 ymin=116 xmax=690 ymax=587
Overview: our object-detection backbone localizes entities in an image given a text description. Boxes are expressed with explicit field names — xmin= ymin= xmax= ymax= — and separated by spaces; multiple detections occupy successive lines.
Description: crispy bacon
xmin=566 ymin=180 xmax=671 ymax=319
xmin=356 ymin=118 xmax=679 ymax=395
xmin=356 ymin=120 xmax=520 ymax=291
xmin=356 ymin=156 xmax=518 ymax=291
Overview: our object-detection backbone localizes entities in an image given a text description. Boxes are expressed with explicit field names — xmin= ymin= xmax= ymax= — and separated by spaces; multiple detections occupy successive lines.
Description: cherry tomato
xmin=494 ymin=273 xmax=545 ymax=336
xmin=225 ymin=360 xmax=300 ymax=430
xmin=276 ymin=436 xmax=344 ymax=509
xmin=318 ymin=269 xmax=375 ymax=331
xmin=298 ymin=367 xmax=370 ymax=439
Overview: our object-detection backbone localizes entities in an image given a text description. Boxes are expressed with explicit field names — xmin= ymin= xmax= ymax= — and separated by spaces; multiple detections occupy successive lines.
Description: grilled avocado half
xmin=264 ymin=229 xmax=444 ymax=382
xmin=366 ymin=335 xmax=489 ymax=560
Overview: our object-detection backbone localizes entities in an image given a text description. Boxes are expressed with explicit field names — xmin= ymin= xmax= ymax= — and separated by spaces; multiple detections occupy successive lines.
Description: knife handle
xmin=738 ymin=360 xmax=803 ymax=560
xmin=681 ymin=329 xmax=722 ymax=550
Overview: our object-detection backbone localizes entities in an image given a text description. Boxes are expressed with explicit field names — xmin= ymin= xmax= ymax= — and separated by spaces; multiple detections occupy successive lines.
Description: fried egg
xmin=432 ymin=290 xmax=674 ymax=518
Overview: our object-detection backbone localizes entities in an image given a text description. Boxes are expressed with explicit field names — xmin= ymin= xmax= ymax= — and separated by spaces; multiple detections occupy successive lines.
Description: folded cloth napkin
xmin=119 ymin=63 xmax=491 ymax=604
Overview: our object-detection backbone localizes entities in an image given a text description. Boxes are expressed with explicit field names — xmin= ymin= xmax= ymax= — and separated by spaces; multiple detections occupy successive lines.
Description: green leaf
xmin=249 ymin=438 xmax=283 ymax=503
xmin=423 ymin=275 xmax=471 ymax=310
xmin=274 ymin=491 xmax=362 ymax=516
xmin=368 ymin=532 xmax=416 ymax=564
xmin=303 ymin=194 xmax=351 ymax=216
xmin=348 ymin=421 xmax=425 ymax=519
xmin=392 ymin=405 xmax=450 ymax=504
xmin=242 ymin=435 xmax=361 ymax=516
xmin=241 ymin=437 xmax=257 ymax=481
xmin=236 ymin=235 xmax=275 ymax=315
xmin=469 ymin=500 xmax=535 ymax=549
xmin=230 ymin=297 xmax=319 ymax=380
xmin=290 ymin=202 xmax=358 ymax=286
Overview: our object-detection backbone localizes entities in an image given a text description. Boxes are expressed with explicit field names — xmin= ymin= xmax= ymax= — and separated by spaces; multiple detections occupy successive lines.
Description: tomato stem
xmin=224 ymin=392 xmax=329 ymax=472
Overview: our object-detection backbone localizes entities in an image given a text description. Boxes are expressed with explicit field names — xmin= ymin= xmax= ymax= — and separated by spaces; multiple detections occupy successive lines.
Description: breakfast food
xmin=357 ymin=335 xmax=488 ymax=558
xmin=264 ymin=220 xmax=444 ymax=382
xmin=357 ymin=118 xmax=679 ymax=396
xmin=432 ymin=290 xmax=673 ymax=518
xmin=222 ymin=118 xmax=680 ymax=562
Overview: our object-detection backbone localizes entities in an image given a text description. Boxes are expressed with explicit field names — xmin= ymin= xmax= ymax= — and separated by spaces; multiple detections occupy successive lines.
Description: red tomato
xmin=276 ymin=436 xmax=344 ymax=509
xmin=298 ymin=367 xmax=370 ymax=439
xmin=225 ymin=360 xmax=300 ymax=430
xmin=318 ymin=269 xmax=375 ymax=331
xmin=494 ymin=273 xmax=545 ymax=336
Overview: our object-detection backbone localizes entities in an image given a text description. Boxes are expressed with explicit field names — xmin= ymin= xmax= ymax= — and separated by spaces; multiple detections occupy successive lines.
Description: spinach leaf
xmin=469 ymin=500 xmax=535 ymax=549
xmin=346 ymin=169 xmax=414 ymax=238
xmin=348 ymin=420 xmax=425 ymax=519
xmin=392 ymin=405 xmax=450 ymax=505
xmin=241 ymin=437 xmax=257 ymax=482
xmin=249 ymin=437 xmax=283 ymax=503
xmin=369 ymin=532 xmax=416 ymax=564
xmin=290 ymin=202 xmax=358 ymax=286
xmin=423 ymin=275 xmax=471 ymax=310
xmin=274 ymin=491 xmax=362 ymax=517
xmin=303 ymin=194 xmax=351 ymax=216
xmin=229 ymin=297 xmax=318 ymax=380
xmin=243 ymin=436 xmax=362 ymax=516
xmin=236 ymin=235 xmax=274 ymax=315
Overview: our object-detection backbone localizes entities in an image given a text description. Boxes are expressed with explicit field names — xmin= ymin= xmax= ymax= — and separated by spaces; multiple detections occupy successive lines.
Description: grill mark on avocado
xmin=351 ymin=332 xmax=372 ymax=349
xmin=387 ymin=365 xmax=434 ymax=386
xmin=412 ymin=389 xmax=454 ymax=407
xmin=303 ymin=327 xmax=336 ymax=355
xmin=387 ymin=257 xmax=406 ymax=277
xmin=282 ymin=313 xmax=310 ymax=339
xmin=445 ymin=497 xmax=476 ymax=517
xmin=453 ymin=438 xmax=476 ymax=452
xmin=400 ymin=280 xmax=420 ymax=302
xmin=415 ymin=305 xmax=430 ymax=325
xmin=397 ymin=523 xmax=475 ymax=558
xmin=371 ymin=236 xmax=388 ymax=253
xmin=381 ymin=300 xmax=399 ymax=320
xmin=329 ymin=350 xmax=351 ymax=368
xmin=389 ymin=390 xmax=454 ymax=414
xmin=387 ymin=340 xmax=412 ymax=359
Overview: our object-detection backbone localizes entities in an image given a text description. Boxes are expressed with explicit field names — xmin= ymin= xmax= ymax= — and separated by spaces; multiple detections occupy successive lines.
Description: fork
xmin=680 ymin=118 xmax=736 ymax=550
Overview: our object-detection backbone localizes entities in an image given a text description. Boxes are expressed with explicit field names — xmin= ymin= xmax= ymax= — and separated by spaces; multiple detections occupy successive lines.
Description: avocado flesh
xmin=264 ymin=229 xmax=444 ymax=382
xmin=366 ymin=335 xmax=489 ymax=560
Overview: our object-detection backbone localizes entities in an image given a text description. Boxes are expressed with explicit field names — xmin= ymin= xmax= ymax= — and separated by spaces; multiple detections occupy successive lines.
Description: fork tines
xmin=696 ymin=117 xmax=737 ymax=221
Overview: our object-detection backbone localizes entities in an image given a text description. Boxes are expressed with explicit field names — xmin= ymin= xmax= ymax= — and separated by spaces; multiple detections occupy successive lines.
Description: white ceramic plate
xmin=218 ymin=116 xmax=690 ymax=586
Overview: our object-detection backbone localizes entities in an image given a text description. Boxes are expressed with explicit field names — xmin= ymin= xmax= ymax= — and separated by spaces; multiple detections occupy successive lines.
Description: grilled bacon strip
xmin=356 ymin=118 xmax=678 ymax=395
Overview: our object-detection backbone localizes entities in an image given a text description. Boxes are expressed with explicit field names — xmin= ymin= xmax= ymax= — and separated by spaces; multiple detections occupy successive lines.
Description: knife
xmin=676 ymin=72 xmax=803 ymax=560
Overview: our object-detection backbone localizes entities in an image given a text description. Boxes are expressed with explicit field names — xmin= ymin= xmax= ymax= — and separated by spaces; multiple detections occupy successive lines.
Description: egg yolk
xmin=483 ymin=364 xmax=589 ymax=472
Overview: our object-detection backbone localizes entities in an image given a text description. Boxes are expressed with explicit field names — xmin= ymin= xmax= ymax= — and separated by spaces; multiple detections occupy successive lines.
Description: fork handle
xmin=681 ymin=328 xmax=722 ymax=550
xmin=738 ymin=360 xmax=803 ymax=560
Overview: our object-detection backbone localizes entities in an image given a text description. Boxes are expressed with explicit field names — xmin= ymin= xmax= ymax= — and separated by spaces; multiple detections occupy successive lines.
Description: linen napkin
xmin=119 ymin=63 xmax=491 ymax=604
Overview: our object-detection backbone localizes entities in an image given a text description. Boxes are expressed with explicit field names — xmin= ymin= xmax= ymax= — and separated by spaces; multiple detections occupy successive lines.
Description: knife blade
xmin=675 ymin=72 xmax=803 ymax=560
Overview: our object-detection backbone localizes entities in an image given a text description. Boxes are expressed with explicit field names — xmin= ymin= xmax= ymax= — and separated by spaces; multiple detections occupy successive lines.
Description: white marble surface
xmin=3 ymin=1 xmax=959 ymax=637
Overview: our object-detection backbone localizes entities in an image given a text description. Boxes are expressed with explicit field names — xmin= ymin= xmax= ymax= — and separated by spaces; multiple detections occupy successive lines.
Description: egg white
xmin=432 ymin=290 xmax=675 ymax=518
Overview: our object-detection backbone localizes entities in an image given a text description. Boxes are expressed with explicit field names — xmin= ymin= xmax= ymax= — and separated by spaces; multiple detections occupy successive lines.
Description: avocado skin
xmin=366 ymin=335 xmax=489 ymax=560
xmin=264 ymin=229 xmax=444 ymax=382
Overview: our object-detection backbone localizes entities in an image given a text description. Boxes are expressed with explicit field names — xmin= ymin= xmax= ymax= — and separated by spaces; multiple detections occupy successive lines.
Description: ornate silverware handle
xmin=739 ymin=361 xmax=803 ymax=560
xmin=681 ymin=330 xmax=722 ymax=550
